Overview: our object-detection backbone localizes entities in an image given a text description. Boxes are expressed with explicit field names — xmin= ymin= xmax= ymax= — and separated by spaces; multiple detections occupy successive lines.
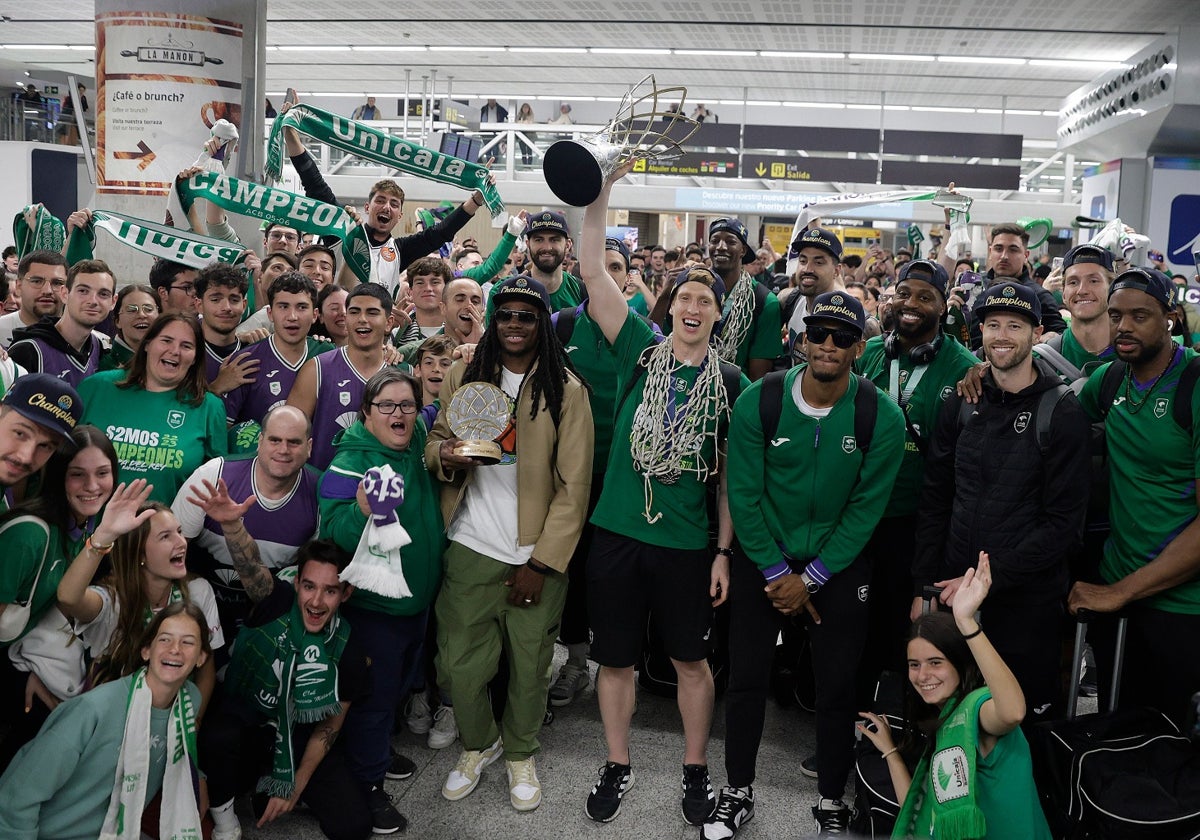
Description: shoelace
xmin=711 ymin=793 xmax=739 ymax=820
xmin=454 ymin=751 xmax=482 ymax=774
xmin=510 ymin=761 xmax=536 ymax=786
xmin=594 ymin=764 xmax=627 ymax=793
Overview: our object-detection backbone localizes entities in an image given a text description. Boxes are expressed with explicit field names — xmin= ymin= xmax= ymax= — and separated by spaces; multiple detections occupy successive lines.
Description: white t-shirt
xmin=447 ymin=367 xmax=533 ymax=565
xmin=792 ymin=370 xmax=833 ymax=418
xmin=77 ymin=578 xmax=226 ymax=658
xmin=0 ymin=311 xmax=33 ymax=349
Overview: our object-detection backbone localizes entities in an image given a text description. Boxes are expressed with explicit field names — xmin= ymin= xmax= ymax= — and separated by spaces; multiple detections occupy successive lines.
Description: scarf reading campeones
xmin=224 ymin=600 xmax=350 ymax=798
xmin=894 ymin=686 xmax=990 ymax=840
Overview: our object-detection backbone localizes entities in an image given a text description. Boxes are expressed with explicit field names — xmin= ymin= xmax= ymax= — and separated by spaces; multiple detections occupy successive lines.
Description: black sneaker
xmin=812 ymin=798 xmax=852 ymax=835
xmin=385 ymin=749 xmax=416 ymax=780
xmin=702 ymin=785 xmax=755 ymax=839
xmin=585 ymin=761 xmax=635 ymax=822
xmin=800 ymin=754 xmax=818 ymax=778
xmin=681 ymin=763 xmax=716 ymax=825
xmin=367 ymin=785 xmax=407 ymax=835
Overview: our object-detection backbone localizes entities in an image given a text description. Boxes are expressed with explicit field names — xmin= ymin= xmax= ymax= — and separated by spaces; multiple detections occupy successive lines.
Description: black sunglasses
xmin=494 ymin=308 xmax=538 ymax=324
xmin=806 ymin=324 xmax=860 ymax=349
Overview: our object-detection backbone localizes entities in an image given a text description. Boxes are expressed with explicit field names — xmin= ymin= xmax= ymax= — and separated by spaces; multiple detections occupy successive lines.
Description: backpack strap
xmin=615 ymin=344 xmax=655 ymax=417
xmin=552 ymin=303 xmax=580 ymax=348
xmin=1172 ymin=355 xmax=1200 ymax=433
xmin=1097 ymin=360 xmax=1127 ymax=419
xmin=852 ymin=375 xmax=878 ymax=454
xmin=1033 ymin=340 xmax=1084 ymax=383
xmin=1034 ymin=383 xmax=1073 ymax=455
xmin=752 ymin=279 xmax=771 ymax=322
xmin=759 ymin=369 xmax=787 ymax=444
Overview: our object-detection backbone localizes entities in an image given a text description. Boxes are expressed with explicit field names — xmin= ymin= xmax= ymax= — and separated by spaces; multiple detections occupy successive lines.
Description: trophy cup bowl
xmin=445 ymin=382 xmax=510 ymax=465
xmin=543 ymin=75 xmax=700 ymax=207
xmin=931 ymin=189 xmax=974 ymax=214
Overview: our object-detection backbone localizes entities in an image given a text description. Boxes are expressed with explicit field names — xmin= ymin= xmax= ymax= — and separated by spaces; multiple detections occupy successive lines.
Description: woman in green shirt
xmin=858 ymin=553 xmax=1051 ymax=839
xmin=78 ymin=313 xmax=227 ymax=505
xmin=0 ymin=425 xmax=119 ymax=769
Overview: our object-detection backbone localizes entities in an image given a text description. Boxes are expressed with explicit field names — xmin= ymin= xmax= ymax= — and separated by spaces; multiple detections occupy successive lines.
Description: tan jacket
xmin=425 ymin=360 xmax=594 ymax=572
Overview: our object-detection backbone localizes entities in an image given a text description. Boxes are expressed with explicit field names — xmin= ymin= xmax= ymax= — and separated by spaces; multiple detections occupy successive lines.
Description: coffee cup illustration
xmin=201 ymin=101 xmax=242 ymax=129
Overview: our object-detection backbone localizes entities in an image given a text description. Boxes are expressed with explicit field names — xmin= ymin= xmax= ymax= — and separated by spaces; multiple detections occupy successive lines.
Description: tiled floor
xmin=237 ymin=651 xmax=827 ymax=839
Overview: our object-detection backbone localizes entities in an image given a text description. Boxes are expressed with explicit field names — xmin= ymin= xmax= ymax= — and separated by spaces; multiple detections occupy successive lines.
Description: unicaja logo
xmin=28 ymin=393 xmax=77 ymax=428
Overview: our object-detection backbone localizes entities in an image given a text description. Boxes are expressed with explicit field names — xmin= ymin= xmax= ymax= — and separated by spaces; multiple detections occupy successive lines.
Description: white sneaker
xmin=405 ymin=690 xmax=433 ymax=735
xmin=211 ymin=820 xmax=242 ymax=840
xmin=506 ymin=756 xmax=542 ymax=811
xmin=442 ymin=737 xmax=503 ymax=801
xmin=548 ymin=662 xmax=590 ymax=706
xmin=428 ymin=704 xmax=459 ymax=749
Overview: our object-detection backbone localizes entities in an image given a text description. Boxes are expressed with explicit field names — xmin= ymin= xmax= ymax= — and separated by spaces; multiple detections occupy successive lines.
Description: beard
xmin=895 ymin=309 xmax=940 ymax=340
xmin=531 ymin=250 xmax=564 ymax=273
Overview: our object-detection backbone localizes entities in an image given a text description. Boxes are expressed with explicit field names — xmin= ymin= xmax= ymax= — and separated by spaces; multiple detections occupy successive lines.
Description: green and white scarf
xmin=894 ymin=686 xmax=990 ymax=840
xmin=13 ymin=204 xmax=66 ymax=258
xmin=224 ymin=600 xmax=350 ymax=798
xmin=264 ymin=104 xmax=505 ymax=218
xmin=99 ymin=668 xmax=201 ymax=840
xmin=169 ymin=170 xmax=356 ymax=242
xmin=66 ymin=210 xmax=248 ymax=271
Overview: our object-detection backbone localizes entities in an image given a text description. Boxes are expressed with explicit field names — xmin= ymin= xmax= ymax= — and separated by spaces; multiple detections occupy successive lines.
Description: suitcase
xmin=1031 ymin=613 xmax=1200 ymax=839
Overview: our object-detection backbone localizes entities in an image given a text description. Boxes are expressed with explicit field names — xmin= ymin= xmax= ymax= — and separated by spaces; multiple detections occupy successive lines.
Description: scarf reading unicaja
xmin=894 ymin=686 xmax=990 ymax=840
xmin=223 ymin=599 xmax=349 ymax=799
xmin=264 ymin=104 xmax=505 ymax=219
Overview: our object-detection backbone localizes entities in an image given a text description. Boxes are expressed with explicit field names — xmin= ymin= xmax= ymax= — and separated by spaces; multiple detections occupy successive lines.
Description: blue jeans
xmin=340 ymin=604 xmax=427 ymax=784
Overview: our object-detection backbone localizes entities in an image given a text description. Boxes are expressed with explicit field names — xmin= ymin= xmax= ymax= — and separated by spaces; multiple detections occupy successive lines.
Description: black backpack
xmin=757 ymin=369 xmax=878 ymax=455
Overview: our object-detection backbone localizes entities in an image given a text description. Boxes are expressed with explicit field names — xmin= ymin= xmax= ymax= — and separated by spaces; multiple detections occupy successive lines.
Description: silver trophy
xmin=930 ymin=188 xmax=974 ymax=214
xmin=445 ymin=382 xmax=510 ymax=465
xmin=542 ymin=75 xmax=700 ymax=206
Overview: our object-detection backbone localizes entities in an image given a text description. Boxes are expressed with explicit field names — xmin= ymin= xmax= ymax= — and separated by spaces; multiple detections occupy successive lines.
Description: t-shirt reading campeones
xmin=590 ymin=310 xmax=746 ymax=550
xmin=77 ymin=371 xmax=228 ymax=505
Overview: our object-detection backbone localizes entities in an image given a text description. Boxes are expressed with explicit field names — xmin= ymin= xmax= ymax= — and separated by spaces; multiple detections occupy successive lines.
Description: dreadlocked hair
xmin=463 ymin=308 xmax=587 ymax=425
xmin=90 ymin=502 xmax=194 ymax=687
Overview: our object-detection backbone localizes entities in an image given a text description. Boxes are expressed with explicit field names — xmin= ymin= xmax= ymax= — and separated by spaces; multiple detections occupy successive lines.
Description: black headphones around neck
xmin=884 ymin=330 xmax=943 ymax=365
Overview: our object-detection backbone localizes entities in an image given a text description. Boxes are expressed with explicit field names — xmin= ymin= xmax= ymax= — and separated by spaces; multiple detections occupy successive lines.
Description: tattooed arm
xmin=184 ymin=478 xmax=273 ymax=603
xmin=258 ymin=701 xmax=350 ymax=827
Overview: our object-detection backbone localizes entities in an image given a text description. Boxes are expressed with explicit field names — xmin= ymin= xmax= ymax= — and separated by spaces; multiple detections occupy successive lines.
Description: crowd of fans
xmin=0 ymin=99 xmax=1195 ymax=840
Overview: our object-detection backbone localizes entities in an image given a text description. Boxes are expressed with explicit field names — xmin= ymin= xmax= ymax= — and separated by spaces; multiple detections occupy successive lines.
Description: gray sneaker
xmin=428 ymin=704 xmax=458 ymax=749
xmin=549 ymin=662 xmax=589 ymax=706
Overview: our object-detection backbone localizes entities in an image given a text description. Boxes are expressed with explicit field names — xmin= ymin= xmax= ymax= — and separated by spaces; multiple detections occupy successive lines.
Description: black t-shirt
xmin=246 ymin=576 xmax=370 ymax=705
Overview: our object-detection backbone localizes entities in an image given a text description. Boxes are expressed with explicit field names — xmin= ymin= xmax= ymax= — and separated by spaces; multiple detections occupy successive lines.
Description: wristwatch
xmin=800 ymin=572 xmax=821 ymax=595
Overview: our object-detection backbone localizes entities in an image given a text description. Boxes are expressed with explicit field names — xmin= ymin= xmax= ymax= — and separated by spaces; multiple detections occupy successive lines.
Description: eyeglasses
xmin=369 ymin=400 xmax=418 ymax=416
xmin=170 ymin=283 xmax=197 ymax=295
xmin=123 ymin=303 xmax=159 ymax=315
xmin=494 ymin=308 xmax=538 ymax=324
xmin=806 ymin=324 xmax=860 ymax=349
xmin=267 ymin=231 xmax=299 ymax=243
xmin=22 ymin=276 xmax=66 ymax=289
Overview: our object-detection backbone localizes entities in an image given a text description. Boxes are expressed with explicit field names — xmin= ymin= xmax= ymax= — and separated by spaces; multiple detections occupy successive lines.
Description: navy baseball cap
xmin=791 ymin=227 xmax=844 ymax=261
xmin=1109 ymin=267 xmax=1175 ymax=311
xmin=2 ymin=373 xmax=82 ymax=445
xmin=897 ymin=259 xmax=949 ymax=298
xmin=491 ymin=274 xmax=551 ymax=313
xmin=524 ymin=210 xmax=570 ymax=238
xmin=1063 ymin=243 xmax=1116 ymax=272
xmin=708 ymin=217 xmax=756 ymax=264
xmin=668 ymin=266 xmax=726 ymax=309
xmin=604 ymin=237 xmax=630 ymax=269
xmin=804 ymin=291 xmax=867 ymax=334
xmin=974 ymin=281 xmax=1042 ymax=325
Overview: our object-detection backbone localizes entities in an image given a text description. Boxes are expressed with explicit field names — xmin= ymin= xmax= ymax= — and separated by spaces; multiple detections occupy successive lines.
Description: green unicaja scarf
xmin=224 ymin=599 xmax=350 ymax=799
xmin=264 ymin=104 xmax=504 ymax=218
xmin=893 ymin=686 xmax=990 ymax=840
xmin=13 ymin=204 xmax=66 ymax=258
xmin=64 ymin=210 xmax=248 ymax=270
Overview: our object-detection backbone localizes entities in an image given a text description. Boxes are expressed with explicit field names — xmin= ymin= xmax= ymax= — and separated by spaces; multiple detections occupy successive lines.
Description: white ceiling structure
xmin=1 ymin=1 xmax=1196 ymax=201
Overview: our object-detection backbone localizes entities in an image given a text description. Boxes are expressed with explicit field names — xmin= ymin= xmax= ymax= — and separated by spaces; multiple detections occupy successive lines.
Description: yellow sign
xmin=764 ymin=223 xmax=792 ymax=257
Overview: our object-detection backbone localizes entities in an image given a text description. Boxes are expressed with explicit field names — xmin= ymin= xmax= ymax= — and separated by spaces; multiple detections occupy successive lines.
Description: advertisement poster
xmin=1145 ymin=157 xmax=1200 ymax=276
xmin=96 ymin=9 xmax=243 ymax=195
xmin=1078 ymin=160 xmax=1121 ymax=242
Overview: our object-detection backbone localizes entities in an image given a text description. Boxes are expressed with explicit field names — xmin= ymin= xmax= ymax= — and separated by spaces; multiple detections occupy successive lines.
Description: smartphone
xmin=959 ymin=270 xmax=983 ymax=287
xmin=1052 ymin=257 xmax=1064 ymax=272
xmin=284 ymin=87 xmax=298 ymax=109
xmin=1193 ymin=249 xmax=1200 ymax=278
xmin=1149 ymin=249 xmax=1164 ymax=264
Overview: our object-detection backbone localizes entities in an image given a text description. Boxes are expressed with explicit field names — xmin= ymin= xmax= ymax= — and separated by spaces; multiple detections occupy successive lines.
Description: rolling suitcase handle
xmin=1067 ymin=608 xmax=1127 ymax=720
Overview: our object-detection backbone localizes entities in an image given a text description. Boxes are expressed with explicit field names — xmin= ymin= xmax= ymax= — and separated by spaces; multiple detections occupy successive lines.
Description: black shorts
xmin=586 ymin=527 xmax=713 ymax=667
